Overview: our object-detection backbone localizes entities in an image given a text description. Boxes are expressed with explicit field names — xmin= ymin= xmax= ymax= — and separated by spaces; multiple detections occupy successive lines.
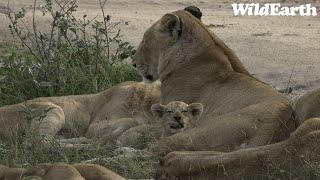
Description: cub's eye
xmin=182 ymin=110 xmax=188 ymax=113
xmin=167 ymin=110 xmax=173 ymax=113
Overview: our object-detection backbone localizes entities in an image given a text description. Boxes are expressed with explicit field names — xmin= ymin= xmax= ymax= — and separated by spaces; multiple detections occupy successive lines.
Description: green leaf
xmin=69 ymin=27 xmax=77 ymax=34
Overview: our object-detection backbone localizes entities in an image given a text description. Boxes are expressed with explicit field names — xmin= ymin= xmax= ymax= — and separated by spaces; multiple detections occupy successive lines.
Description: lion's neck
xmin=173 ymin=10 xmax=252 ymax=77
xmin=159 ymin=47 xmax=235 ymax=104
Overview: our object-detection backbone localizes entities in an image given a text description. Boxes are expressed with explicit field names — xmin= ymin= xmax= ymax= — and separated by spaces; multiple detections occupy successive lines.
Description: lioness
xmin=132 ymin=6 xmax=295 ymax=152
xmin=151 ymin=101 xmax=203 ymax=138
xmin=295 ymin=89 xmax=320 ymax=125
xmin=0 ymin=81 xmax=160 ymax=144
xmin=132 ymin=7 xmax=295 ymax=178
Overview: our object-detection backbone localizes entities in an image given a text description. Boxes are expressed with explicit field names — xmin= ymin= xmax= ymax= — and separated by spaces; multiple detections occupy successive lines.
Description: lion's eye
xmin=167 ymin=110 xmax=173 ymax=114
xmin=182 ymin=110 xmax=188 ymax=113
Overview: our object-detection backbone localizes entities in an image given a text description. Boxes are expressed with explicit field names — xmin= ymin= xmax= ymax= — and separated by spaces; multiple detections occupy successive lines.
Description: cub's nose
xmin=132 ymin=63 xmax=137 ymax=68
xmin=174 ymin=116 xmax=181 ymax=121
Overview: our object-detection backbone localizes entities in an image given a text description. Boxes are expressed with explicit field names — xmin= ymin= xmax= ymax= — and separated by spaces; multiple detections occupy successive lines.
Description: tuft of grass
xmin=0 ymin=112 xmax=159 ymax=179
xmin=0 ymin=131 xmax=95 ymax=168
xmin=0 ymin=124 xmax=158 ymax=179
xmin=103 ymin=150 xmax=158 ymax=179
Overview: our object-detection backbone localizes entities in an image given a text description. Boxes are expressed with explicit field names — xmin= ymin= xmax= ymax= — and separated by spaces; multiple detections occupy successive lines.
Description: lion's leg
xmin=117 ymin=124 xmax=160 ymax=149
xmin=156 ymin=142 xmax=284 ymax=179
xmin=56 ymin=118 xmax=139 ymax=150
xmin=44 ymin=164 xmax=85 ymax=180
xmin=57 ymin=137 xmax=90 ymax=144
xmin=72 ymin=163 xmax=125 ymax=180
xmin=152 ymin=122 xmax=244 ymax=156
xmin=163 ymin=150 xmax=225 ymax=157
xmin=86 ymin=118 xmax=139 ymax=144
xmin=57 ymin=137 xmax=92 ymax=149
xmin=157 ymin=119 xmax=320 ymax=179
xmin=153 ymin=102 xmax=294 ymax=155
xmin=28 ymin=102 xmax=65 ymax=140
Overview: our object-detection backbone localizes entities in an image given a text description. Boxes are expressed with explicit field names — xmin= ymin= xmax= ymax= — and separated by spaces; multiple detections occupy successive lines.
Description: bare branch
xmin=33 ymin=0 xmax=45 ymax=61
xmin=99 ymin=0 xmax=110 ymax=59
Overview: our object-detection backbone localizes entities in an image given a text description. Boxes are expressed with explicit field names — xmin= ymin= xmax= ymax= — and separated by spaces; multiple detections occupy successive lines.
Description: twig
xmin=94 ymin=27 xmax=101 ymax=77
xmin=32 ymin=0 xmax=45 ymax=62
xmin=285 ymin=61 xmax=298 ymax=94
xmin=6 ymin=0 xmax=42 ymax=63
xmin=99 ymin=0 xmax=110 ymax=59
xmin=54 ymin=0 xmax=81 ymax=26
xmin=48 ymin=17 xmax=57 ymax=54
xmin=18 ymin=19 xmax=37 ymax=47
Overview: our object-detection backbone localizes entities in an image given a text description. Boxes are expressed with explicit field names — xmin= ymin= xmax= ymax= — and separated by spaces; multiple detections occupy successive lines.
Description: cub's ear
xmin=184 ymin=6 xmax=202 ymax=20
xmin=159 ymin=13 xmax=182 ymax=38
xmin=187 ymin=103 xmax=203 ymax=119
xmin=151 ymin=103 xmax=166 ymax=119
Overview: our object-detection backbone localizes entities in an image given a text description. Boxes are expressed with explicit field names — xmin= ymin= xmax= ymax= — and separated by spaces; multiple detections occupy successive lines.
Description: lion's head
xmin=151 ymin=101 xmax=203 ymax=136
xmin=132 ymin=7 xmax=250 ymax=83
xmin=132 ymin=7 xmax=204 ymax=83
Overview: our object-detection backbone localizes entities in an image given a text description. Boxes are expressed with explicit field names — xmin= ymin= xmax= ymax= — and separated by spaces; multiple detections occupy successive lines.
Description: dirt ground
xmin=0 ymin=0 xmax=320 ymax=100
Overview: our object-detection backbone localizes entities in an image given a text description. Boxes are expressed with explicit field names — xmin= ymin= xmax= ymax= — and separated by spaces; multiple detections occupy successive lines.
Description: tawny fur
xmin=156 ymin=117 xmax=320 ymax=179
xmin=116 ymin=124 xmax=157 ymax=149
xmin=0 ymin=165 xmax=8 ymax=179
xmin=132 ymin=8 xmax=296 ymax=178
xmin=0 ymin=165 xmax=26 ymax=180
xmin=72 ymin=163 xmax=125 ymax=180
xmin=42 ymin=164 xmax=84 ymax=180
xmin=151 ymin=101 xmax=203 ymax=138
xmin=23 ymin=163 xmax=125 ymax=180
xmin=133 ymin=9 xmax=295 ymax=153
xmin=117 ymin=101 xmax=203 ymax=149
xmin=0 ymin=81 xmax=160 ymax=144
xmin=295 ymin=89 xmax=320 ymax=125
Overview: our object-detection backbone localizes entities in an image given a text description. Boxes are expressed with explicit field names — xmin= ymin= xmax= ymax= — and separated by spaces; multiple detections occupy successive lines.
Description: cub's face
xmin=151 ymin=101 xmax=203 ymax=136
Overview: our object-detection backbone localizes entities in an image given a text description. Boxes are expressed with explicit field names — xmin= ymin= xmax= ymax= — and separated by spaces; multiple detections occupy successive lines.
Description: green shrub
xmin=0 ymin=1 xmax=157 ymax=178
xmin=0 ymin=0 xmax=141 ymax=106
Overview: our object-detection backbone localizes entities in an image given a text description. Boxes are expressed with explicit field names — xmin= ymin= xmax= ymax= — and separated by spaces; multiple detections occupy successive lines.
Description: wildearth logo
xmin=232 ymin=3 xmax=317 ymax=16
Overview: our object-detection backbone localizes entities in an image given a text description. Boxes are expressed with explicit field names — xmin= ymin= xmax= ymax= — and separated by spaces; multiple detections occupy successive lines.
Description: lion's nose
xmin=132 ymin=63 xmax=137 ymax=68
xmin=145 ymin=75 xmax=153 ymax=81
xmin=174 ymin=116 xmax=181 ymax=121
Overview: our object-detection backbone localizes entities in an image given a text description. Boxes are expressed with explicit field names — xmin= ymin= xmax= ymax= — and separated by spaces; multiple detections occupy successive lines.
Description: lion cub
xmin=151 ymin=101 xmax=203 ymax=138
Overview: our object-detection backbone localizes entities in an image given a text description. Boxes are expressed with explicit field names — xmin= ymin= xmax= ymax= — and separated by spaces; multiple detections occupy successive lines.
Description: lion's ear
xmin=188 ymin=103 xmax=203 ymax=120
xmin=159 ymin=13 xmax=182 ymax=38
xmin=151 ymin=103 xmax=165 ymax=119
xmin=184 ymin=6 xmax=202 ymax=20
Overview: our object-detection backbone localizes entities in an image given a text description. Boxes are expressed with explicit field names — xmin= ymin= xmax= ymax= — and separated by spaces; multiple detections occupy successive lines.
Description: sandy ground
xmin=0 ymin=0 xmax=320 ymax=100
